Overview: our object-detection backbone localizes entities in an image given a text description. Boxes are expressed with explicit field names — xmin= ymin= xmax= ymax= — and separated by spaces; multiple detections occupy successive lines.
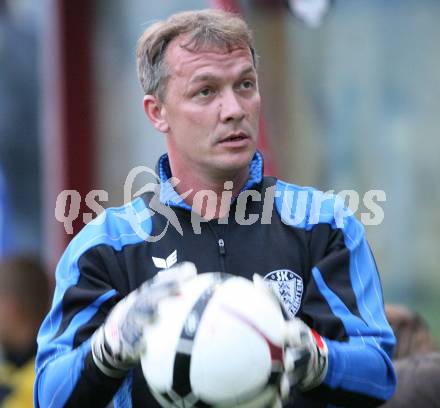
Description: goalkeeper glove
xmin=283 ymin=317 xmax=328 ymax=392
xmin=252 ymin=274 xmax=327 ymax=401
xmin=91 ymin=262 xmax=197 ymax=378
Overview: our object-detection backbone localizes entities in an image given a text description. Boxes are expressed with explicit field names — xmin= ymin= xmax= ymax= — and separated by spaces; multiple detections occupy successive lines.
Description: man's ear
xmin=143 ymin=95 xmax=169 ymax=133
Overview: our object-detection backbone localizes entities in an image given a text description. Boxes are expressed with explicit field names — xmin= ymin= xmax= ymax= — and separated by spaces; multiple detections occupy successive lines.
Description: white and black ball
xmin=141 ymin=273 xmax=287 ymax=408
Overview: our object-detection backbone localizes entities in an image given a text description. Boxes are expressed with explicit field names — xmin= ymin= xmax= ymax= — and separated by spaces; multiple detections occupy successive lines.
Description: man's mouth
xmin=220 ymin=132 xmax=249 ymax=143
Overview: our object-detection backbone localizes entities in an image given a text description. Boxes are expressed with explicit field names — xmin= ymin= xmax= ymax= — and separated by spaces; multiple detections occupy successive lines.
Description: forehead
xmin=164 ymin=36 xmax=255 ymax=81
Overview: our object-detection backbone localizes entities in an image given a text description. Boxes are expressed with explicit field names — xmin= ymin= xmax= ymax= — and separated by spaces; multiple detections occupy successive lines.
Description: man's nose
xmin=219 ymin=90 xmax=246 ymax=123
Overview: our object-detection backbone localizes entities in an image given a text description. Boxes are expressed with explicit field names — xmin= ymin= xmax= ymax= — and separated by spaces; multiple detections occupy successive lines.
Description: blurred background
xmin=0 ymin=0 xmax=439 ymax=403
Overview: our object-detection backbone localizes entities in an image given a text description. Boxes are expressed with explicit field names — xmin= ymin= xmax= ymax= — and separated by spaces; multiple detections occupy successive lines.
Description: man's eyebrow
xmin=238 ymin=66 xmax=257 ymax=77
xmin=189 ymin=73 xmax=219 ymax=84
xmin=189 ymin=66 xmax=257 ymax=85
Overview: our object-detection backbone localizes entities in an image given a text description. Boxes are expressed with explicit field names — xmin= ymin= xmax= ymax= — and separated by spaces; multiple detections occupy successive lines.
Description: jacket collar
xmin=156 ymin=151 xmax=264 ymax=210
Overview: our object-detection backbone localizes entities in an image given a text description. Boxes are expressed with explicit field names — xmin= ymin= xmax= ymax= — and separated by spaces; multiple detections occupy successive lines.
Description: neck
xmin=169 ymin=162 xmax=250 ymax=219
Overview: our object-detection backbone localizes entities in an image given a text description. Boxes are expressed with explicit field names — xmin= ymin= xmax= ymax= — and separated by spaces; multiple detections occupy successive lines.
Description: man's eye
xmin=239 ymin=80 xmax=255 ymax=90
xmin=197 ymin=88 xmax=214 ymax=97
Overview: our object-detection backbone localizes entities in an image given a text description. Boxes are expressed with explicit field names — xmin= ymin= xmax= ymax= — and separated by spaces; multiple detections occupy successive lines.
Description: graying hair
xmin=136 ymin=9 xmax=257 ymax=100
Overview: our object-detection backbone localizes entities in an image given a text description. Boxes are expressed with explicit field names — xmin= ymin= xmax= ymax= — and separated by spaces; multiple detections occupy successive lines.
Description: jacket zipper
xmin=218 ymin=238 xmax=226 ymax=255
xmin=207 ymin=222 xmax=227 ymax=273
xmin=217 ymin=238 xmax=226 ymax=272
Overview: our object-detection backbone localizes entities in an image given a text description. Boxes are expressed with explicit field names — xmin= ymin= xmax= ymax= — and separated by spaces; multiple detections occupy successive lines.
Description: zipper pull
xmin=218 ymin=238 xmax=226 ymax=256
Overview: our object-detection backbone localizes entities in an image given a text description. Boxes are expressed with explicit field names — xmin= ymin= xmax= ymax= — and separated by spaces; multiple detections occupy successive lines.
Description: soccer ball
xmin=141 ymin=273 xmax=287 ymax=407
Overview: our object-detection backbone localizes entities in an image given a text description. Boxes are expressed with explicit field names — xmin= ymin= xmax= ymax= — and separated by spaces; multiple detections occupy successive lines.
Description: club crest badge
xmin=263 ymin=270 xmax=303 ymax=318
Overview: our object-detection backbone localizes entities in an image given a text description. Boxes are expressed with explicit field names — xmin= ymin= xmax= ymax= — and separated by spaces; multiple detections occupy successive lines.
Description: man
xmin=0 ymin=256 xmax=50 ymax=407
xmin=385 ymin=304 xmax=438 ymax=360
xmin=382 ymin=305 xmax=438 ymax=408
xmin=35 ymin=9 xmax=396 ymax=407
xmin=381 ymin=352 xmax=440 ymax=408
xmin=0 ymin=167 xmax=12 ymax=256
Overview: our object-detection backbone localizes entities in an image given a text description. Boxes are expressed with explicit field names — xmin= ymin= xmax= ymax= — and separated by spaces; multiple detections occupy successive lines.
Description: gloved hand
xmin=283 ymin=317 xmax=328 ymax=392
xmin=91 ymin=262 xmax=197 ymax=378
xmin=252 ymin=274 xmax=328 ymax=403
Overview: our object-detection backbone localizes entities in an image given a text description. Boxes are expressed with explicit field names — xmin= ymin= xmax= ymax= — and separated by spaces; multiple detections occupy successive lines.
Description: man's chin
xmin=211 ymin=149 xmax=255 ymax=177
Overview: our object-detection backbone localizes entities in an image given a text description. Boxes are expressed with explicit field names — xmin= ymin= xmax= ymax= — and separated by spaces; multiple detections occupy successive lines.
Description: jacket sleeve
xmin=34 ymin=202 xmax=150 ymax=407
xmin=34 ymin=240 xmax=126 ymax=407
xmin=300 ymin=204 xmax=396 ymax=406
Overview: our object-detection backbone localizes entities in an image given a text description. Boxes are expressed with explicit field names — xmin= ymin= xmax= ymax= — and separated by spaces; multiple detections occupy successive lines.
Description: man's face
xmin=159 ymin=37 xmax=261 ymax=180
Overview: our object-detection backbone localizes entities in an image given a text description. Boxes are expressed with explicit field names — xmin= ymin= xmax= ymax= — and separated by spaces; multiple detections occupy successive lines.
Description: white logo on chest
xmin=152 ymin=250 xmax=177 ymax=269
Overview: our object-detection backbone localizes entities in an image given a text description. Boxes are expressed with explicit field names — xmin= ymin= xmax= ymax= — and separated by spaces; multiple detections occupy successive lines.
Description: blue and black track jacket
xmin=35 ymin=152 xmax=396 ymax=407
